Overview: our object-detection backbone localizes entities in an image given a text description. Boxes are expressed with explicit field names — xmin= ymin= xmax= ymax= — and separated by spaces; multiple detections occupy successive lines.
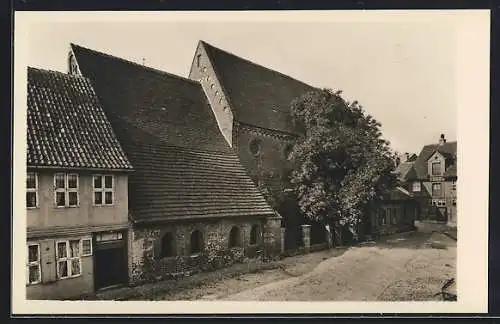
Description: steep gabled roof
xmin=410 ymin=141 xmax=457 ymax=180
xmin=199 ymin=41 xmax=316 ymax=133
xmin=27 ymin=67 xmax=133 ymax=171
xmin=71 ymin=44 xmax=276 ymax=221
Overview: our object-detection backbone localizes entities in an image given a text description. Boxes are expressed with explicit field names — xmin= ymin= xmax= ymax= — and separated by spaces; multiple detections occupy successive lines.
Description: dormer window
xmin=412 ymin=181 xmax=421 ymax=192
xmin=431 ymin=161 xmax=441 ymax=175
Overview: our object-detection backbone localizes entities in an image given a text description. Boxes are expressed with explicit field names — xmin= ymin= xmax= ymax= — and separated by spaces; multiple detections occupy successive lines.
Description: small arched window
xmin=249 ymin=138 xmax=262 ymax=157
xmin=250 ymin=225 xmax=260 ymax=245
xmin=190 ymin=229 xmax=203 ymax=254
xmin=229 ymin=226 xmax=242 ymax=248
xmin=160 ymin=232 xmax=174 ymax=258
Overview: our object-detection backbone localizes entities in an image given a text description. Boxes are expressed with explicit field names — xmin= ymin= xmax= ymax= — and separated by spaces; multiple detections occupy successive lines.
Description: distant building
xmin=69 ymin=44 xmax=281 ymax=287
xmin=405 ymin=134 xmax=457 ymax=226
xmin=26 ymin=67 xmax=134 ymax=299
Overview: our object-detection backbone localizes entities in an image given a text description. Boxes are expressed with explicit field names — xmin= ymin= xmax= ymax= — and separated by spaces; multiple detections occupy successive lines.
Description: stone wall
xmin=128 ymin=216 xmax=280 ymax=284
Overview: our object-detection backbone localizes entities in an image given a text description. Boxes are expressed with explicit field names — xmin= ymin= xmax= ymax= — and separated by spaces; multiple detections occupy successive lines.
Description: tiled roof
xmin=70 ymin=44 xmax=230 ymax=153
xmin=27 ymin=67 xmax=133 ymax=171
xmin=410 ymin=141 xmax=457 ymax=180
xmin=71 ymin=44 xmax=276 ymax=221
xmin=394 ymin=162 xmax=415 ymax=181
xmin=200 ymin=41 xmax=316 ymax=134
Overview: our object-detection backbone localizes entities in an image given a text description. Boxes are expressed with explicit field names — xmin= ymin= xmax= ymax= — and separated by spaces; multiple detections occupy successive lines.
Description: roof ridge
xmin=199 ymin=40 xmax=315 ymax=89
xmin=70 ymin=43 xmax=201 ymax=87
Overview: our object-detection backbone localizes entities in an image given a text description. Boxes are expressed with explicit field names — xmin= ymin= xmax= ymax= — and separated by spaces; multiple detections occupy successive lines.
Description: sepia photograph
xmin=12 ymin=10 xmax=489 ymax=314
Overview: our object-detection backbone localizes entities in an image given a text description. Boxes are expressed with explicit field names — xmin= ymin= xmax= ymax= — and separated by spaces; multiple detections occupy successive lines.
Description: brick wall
xmin=128 ymin=216 xmax=280 ymax=284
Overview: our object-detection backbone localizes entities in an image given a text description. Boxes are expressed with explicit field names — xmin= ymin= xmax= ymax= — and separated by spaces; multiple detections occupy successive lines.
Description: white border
xmin=13 ymin=10 xmax=489 ymax=314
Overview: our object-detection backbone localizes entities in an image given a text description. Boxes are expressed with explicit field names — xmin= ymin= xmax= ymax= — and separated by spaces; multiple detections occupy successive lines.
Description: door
xmin=93 ymin=231 xmax=128 ymax=290
xmin=94 ymin=245 xmax=127 ymax=290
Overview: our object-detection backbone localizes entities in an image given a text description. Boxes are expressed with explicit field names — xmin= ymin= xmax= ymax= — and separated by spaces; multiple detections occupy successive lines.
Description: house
xmin=187 ymin=41 xmax=323 ymax=250
xmin=26 ymin=67 xmax=134 ymax=299
xmin=405 ymin=134 xmax=457 ymax=226
xmin=369 ymin=186 xmax=419 ymax=237
xmin=69 ymin=44 xmax=281 ymax=285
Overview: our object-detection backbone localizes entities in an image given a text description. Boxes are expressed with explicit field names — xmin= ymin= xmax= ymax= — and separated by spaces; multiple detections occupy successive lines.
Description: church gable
xmin=188 ymin=41 xmax=235 ymax=147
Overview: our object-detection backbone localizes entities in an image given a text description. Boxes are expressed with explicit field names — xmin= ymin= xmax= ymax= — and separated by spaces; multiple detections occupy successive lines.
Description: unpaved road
xmin=221 ymin=230 xmax=456 ymax=301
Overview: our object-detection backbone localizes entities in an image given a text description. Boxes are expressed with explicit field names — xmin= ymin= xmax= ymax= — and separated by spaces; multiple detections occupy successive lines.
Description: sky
xmin=23 ymin=12 xmax=458 ymax=155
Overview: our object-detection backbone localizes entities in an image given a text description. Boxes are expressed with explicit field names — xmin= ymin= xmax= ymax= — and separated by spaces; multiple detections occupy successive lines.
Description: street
xmin=144 ymin=225 xmax=456 ymax=301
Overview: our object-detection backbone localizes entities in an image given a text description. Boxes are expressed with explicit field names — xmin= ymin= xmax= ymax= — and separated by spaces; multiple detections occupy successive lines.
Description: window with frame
xmin=93 ymin=175 xmax=115 ymax=206
xmin=26 ymin=172 xmax=38 ymax=208
xmin=432 ymin=182 xmax=442 ymax=197
xmin=54 ymin=173 xmax=79 ymax=207
xmin=412 ymin=181 xmax=421 ymax=192
xmin=27 ymin=243 xmax=41 ymax=284
xmin=56 ymin=240 xmax=82 ymax=279
xmin=431 ymin=162 xmax=442 ymax=175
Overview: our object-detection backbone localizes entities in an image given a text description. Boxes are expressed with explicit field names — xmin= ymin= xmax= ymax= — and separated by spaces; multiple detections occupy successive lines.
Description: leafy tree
xmin=288 ymin=88 xmax=398 ymax=241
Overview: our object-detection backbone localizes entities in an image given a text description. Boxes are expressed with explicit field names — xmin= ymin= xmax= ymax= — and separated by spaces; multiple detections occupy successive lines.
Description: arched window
xmin=160 ymin=232 xmax=174 ymax=258
xmin=229 ymin=226 xmax=242 ymax=248
xmin=190 ymin=229 xmax=203 ymax=254
xmin=249 ymin=138 xmax=262 ymax=157
xmin=250 ymin=225 xmax=260 ymax=245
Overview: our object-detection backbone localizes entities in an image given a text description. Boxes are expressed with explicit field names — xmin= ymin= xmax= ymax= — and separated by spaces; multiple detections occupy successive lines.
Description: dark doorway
xmin=94 ymin=246 xmax=127 ymax=290
xmin=93 ymin=231 xmax=127 ymax=290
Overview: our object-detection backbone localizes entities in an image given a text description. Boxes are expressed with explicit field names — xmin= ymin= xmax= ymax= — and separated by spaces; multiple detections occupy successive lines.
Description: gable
xmin=196 ymin=41 xmax=316 ymax=134
xmin=413 ymin=141 xmax=457 ymax=180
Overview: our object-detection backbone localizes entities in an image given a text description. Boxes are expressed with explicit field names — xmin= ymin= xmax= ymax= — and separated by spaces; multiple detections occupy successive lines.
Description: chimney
xmin=438 ymin=134 xmax=446 ymax=145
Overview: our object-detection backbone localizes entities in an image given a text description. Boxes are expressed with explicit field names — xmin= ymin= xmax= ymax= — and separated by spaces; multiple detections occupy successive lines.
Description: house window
xmin=249 ymin=138 xmax=262 ymax=157
xmin=54 ymin=173 xmax=79 ymax=207
xmin=229 ymin=226 xmax=242 ymax=248
xmin=56 ymin=240 xmax=82 ymax=279
xmin=250 ymin=225 xmax=260 ymax=245
xmin=27 ymin=243 xmax=41 ymax=285
xmin=190 ymin=230 xmax=203 ymax=254
xmin=81 ymin=238 xmax=92 ymax=256
xmin=412 ymin=181 xmax=421 ymax=192
xmin=93 ymin=175 xmax=114 ymax=206
xmin=452 ymin=181 xmax=457 ymax=191
xmin=452 ymin=199 xmax=457 ymax=206
xmin=26 ymin=172 xmax=38 ymax=208
xmin=432 ymin=183 xmax=442 ymax=197
xmin=431 ymin=162 xmax=441 ymax=176
xmin=160 ymin=232 xmax=174 ymax=258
